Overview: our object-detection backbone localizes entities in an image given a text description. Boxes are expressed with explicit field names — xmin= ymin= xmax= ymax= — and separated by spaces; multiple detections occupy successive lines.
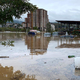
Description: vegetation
xmin=46 ymin=22 xmax=53 ymax=34
xmin=72 ymin=30 xmax=80 ymax=36
xmin=0 ymin=27 xmax=26 ymax=32
xmin=0 ymin=0 xmax=37 ymax=24
xmin=1 ymin=40 xmax=14 ymax=46
xmin=33 ymin=26 xmax=38 ymax=30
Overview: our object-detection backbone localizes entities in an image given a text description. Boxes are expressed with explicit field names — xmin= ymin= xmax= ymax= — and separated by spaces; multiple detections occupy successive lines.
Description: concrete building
xmin=51 ymin=24 xmax=55 ymax=31
xmin=0 ymin=25 xmax=2 ymax=27
xmin=24 ymin=9 xmax=49 ymax=31
xmin=22 ymin=22 xmax=26 ymax=28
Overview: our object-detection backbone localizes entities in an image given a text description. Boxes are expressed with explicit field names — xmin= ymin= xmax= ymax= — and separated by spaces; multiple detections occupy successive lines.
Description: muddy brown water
xmin=0 ymin=32 xmax=80 ymax=80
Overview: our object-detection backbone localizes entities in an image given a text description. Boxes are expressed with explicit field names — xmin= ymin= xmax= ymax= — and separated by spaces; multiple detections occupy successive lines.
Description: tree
xmin=0 ymin=0 xmax=37 ymax=24
xmin=33 ymin=26 xmax=38 ymax=30
xmin=46 ymin=22 xmax=53 ymax=32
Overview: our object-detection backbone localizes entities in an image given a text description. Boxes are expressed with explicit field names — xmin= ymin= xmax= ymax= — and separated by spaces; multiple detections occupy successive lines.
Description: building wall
xmin=27 ymin=13 xmax=31 ymax=27
xmin=22 ymin=22 xmax=26 ymax=27
xmin=36 ymin=10 xmax=39 ymax=27
xmin=0 ymin=25 xmax=2 ymax=27
xmin=33 ymin=11 xmax=36 ymax=27
xmin=25 ymin=9 xmax=49 ymax=30
xmin=43 ymin=10 xmax=47 ymax=28
xmin=43 ymin=10 xmax=45 ymax=28
xmin=40 ymin=9 xmax=43 ymax=30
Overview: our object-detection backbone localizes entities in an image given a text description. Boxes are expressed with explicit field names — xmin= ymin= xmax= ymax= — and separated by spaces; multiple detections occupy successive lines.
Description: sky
xmin=14 ymin=0 xmax=80 ymax=22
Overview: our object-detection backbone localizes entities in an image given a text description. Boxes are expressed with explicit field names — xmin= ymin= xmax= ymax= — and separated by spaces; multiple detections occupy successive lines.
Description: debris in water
xmin=75 ymin=57 xmax=80 ymax=69
xmin=44 ymin=62 xmax=46 ymax=64
xmin=68 ymin=55 xmax=75 ymax=58
xmin=0 ymin=56 xmax=9 ymax=58
xmin=56 ymin=78 xmax=60 ymax=80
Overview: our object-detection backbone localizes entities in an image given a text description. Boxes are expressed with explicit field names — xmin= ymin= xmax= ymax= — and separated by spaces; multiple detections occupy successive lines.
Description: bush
xmin=72 ymin=30 xmax=80 ymax=35
xmin=33 ymin=26 xmax=38 ymax=30
xmin=0 ymin=27 xmax=26 ymax=32
xmin=46 ymin=22 xmax=53 ymax=35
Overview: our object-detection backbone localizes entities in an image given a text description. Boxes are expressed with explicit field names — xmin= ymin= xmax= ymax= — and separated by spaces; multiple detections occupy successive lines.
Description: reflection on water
xmin=0 ymin=64 xmax=37 ymax=80
xmin=0 ymin=33 xmax=26 ymax=41
xmin=1 ymin=33 xmax=80 ymax=80
xmin=51 ymin=37 xmax=80 ymax=48
xmin=75 ymin=69 xmax=80 ymax=76
xmin=25 ymin=34 xmax=51 ymax=55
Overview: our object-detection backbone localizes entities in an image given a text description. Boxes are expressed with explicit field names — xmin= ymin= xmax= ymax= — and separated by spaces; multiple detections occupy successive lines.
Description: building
xmin=56 ymin=20 xmax=80 ymax=31
xmin=50 ymin=23 xmax=55 ymax=31
xmin=0 ymin=25 xmax=2 ymax=27
xmin=22 ymin=22 xmax=26 ymax=28
xmin=24 ymin=9 xmax=49 ymax=31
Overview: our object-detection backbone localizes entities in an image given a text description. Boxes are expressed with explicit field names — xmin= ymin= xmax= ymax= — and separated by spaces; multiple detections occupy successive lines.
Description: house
xmin=22 ymin=22 xmax=26 ymax=28
xmin=50 ymin=23 xmax=55 ymax=31
xmin=0 ymin=25 xmax=2 ymax=27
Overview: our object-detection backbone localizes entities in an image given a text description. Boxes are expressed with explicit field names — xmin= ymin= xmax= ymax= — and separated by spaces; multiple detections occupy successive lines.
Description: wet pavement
xmin=0 ymin=32 xmax=80 ymax=80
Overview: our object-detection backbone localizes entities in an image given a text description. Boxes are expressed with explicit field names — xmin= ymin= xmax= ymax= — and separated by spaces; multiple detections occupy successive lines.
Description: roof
xmin=22 ymin=22 xmax=25 ymax=24
xmin=56 ymin=20 xmax=80 ymax=24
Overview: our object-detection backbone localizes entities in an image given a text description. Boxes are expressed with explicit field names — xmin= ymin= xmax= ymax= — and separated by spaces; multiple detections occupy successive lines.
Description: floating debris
xmin=68 ymin=55 xmax=75 ymax=58
xmin=44 ymin=62 xmax=47 ymax=64
xmin=56 ymin=79 xmax=60 ymax=80
xmin=75 ymin=57 xmax=80 ymax=69
xmin=0 ymin=56 xmax=9 ymax=58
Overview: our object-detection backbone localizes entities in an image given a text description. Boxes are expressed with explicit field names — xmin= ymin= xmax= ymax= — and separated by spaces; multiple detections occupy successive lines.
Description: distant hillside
xmin=50 ymin=22 xmax=58 ymax=24
xmin=7 ymin=20 xmax=23 ymax=24
xmin=13 ymin=20 xmax=23 ymax=24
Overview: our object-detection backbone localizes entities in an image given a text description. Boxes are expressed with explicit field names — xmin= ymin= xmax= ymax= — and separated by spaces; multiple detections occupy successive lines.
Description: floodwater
xmin=0 ymin=32 xmax=80 ymax=80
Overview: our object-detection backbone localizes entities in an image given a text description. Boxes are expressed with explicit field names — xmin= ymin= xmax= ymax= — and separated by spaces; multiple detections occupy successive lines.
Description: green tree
xmin=46 ymin=22 xmax=53 ymax=33
xmin=33 ymin=26 xmax=38 ymax=30
xmin=0 ymin=0 xmax=37 ymax=24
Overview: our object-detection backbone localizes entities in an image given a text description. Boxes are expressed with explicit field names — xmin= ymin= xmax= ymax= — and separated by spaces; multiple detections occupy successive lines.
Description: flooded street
xmin=0 ymin=32 xmax=80 ymax=80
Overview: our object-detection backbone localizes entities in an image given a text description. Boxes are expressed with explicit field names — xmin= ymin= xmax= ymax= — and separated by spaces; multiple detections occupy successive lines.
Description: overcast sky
xmin=15 ymin=0 xmax=80 ymax=22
